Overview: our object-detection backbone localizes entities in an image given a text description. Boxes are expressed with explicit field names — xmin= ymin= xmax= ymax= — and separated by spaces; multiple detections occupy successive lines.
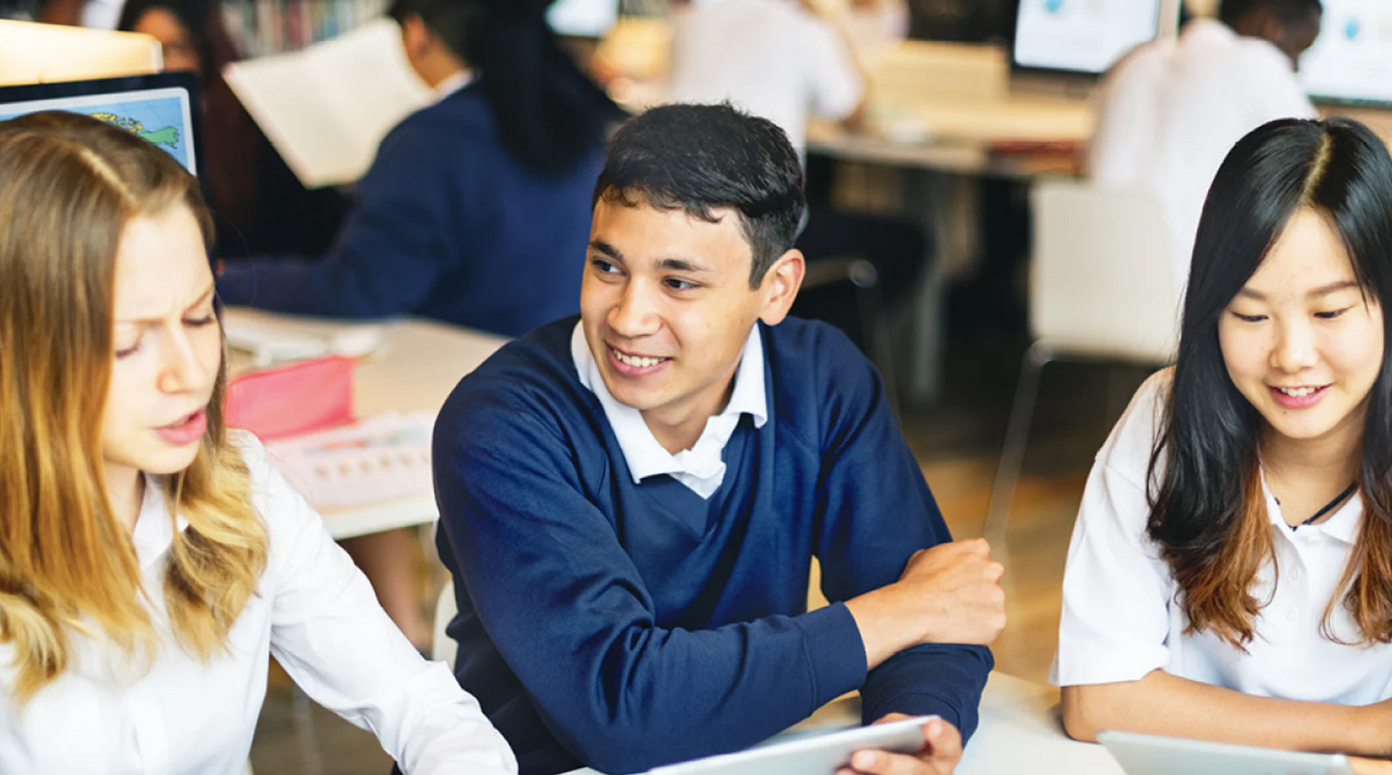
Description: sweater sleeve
xmin=433 ymin=388 xmax=869 ymax=775
xmin=215 ymin=123 xmax=464 ymax=318
xmin=808 ymin=332 xmax=993 ymax=740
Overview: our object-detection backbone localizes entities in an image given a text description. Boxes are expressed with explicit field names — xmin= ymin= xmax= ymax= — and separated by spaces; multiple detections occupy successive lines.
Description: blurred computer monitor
xmin=0 ymin=20 xmax=162 ymax=86
xmin=1011 ymin=0 xmax=1163 ymax=78
xmin=1300 ymin=0 xmax=1392 ymax=106
xmin=548 ymin=0 xmax=619 ymax=38
xmin=0 ymin=72 xmax=202 ymax=175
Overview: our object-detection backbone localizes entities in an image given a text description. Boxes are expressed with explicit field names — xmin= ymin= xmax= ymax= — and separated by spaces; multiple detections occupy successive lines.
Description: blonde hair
xmin=0 ymin=112 xmax=268 ymax=701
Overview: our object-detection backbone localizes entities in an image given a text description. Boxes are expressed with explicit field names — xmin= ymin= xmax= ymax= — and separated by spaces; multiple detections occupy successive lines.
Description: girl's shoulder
xmin=228 ymin=429 xmax=276 ymax=494
xmin=226 ymin=429 xmax=316 ymax=537
xmin=1095 ymin=367 xmax=1174 ymax=490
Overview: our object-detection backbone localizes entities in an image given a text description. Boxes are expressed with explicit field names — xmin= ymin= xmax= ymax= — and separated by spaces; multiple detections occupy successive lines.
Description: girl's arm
xmin=1063 ymin=670 xmax=1384 ymax=755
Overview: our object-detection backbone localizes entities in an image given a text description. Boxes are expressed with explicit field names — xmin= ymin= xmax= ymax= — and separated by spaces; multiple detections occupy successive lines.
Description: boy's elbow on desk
xmin=562 ymin=727 xmax=684 ymax=775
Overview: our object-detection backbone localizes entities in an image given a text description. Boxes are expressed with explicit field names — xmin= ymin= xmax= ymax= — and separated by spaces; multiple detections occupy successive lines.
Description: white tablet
xmin=1098 ymin=730 xmax=1357 ymax=775
xmin=647 ymin=715 xmax=934 ymax=775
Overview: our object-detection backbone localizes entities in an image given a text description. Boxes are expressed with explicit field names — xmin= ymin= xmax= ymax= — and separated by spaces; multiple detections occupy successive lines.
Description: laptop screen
xmin=1299 ymin=0 xmax=1392 ymax=107
xmin=1012 ymin=0 xmax=1163 ymax=76
xmin=0 ymin=72 xmax=201 ymax=175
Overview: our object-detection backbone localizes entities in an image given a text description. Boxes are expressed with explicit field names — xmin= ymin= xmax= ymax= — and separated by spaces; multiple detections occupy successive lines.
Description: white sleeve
xmin=1262 ymin=69 xmax=1318 ymax=122
xmin=803 ymin=18 xmax=865 ymax=122
xmin=1087 ymin=47 xmax=1163 ymax=188
xmin=243 ymin=437 xmax=516 ymax=775
xmin=1051 ymin=379 xmax=1176 ymax=687
xmin=1248 ymin=46 xmax=1318 ymax=121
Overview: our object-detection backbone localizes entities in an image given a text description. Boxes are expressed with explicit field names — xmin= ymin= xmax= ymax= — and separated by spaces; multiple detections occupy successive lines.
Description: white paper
xmin=221 ymin=306 xmax=384 ymax=369
xmin=264 ymin=411 xmax=434 ymax=507
xmin=222 ymin=17 xmax=432 ymax=188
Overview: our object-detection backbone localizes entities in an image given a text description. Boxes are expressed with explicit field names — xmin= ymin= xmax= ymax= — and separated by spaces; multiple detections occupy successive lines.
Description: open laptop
xmin=1299 ymin=0 xmax=1392 ymax=108
xmin=1099 ymin=730 xmax=1357 ymax=775
xmin=0 ymin=71 xmax=202 ymax=176
xmin=1008 ymin=0 xmax=1167 ymax=98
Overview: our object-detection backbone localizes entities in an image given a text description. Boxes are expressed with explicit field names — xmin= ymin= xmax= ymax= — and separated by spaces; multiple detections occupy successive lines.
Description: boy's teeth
xmin=1278 ymin=386 xmax=1318 ymax=397
xmin=614 ymin=349 xmax=662 ymax=368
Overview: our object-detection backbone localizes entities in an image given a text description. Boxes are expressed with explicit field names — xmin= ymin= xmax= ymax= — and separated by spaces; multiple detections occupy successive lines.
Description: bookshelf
xmin=219 ymin=0 xmax=656 ymax=60
xmin=219 ymin=0 xmax=387 ymax=58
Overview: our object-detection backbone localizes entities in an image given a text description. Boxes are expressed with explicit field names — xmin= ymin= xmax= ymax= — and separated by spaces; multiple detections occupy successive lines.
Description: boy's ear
xmin=758 ymin=249 xmax=806 ymax=326
xmin=401 ymin=14 xmax=432 ymax=59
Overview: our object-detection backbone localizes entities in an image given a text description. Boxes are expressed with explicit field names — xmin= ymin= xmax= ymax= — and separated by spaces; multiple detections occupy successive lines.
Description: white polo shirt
xmin=1051 ymin=369 xmax=1392 ymax=704
xmin=1088 ymin=19 xmax=1317 ymax=294
xmin=571 ymin=321 xmax=768 ymax=500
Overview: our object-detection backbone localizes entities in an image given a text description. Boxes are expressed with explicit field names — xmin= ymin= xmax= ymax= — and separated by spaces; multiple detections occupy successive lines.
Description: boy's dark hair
xmin=1219 ymin=0 xmax=1322 ymax=27
xmin=592 ymin=103 xmax=805 ymax=288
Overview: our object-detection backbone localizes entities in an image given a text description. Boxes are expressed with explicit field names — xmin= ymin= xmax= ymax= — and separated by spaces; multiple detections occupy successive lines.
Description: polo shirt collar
xmin=1258 ymin=469 xmax=1362 ymax=545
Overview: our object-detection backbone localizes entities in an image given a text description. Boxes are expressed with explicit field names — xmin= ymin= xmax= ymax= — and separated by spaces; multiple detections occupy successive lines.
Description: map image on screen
xmin=0 ymin=87 xmax=195 ymax=173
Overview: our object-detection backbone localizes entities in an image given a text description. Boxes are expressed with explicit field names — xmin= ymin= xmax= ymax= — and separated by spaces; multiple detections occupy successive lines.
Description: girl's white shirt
xmin=0 ymin=431 xmax=517 ymax=775
xmin=1052 ymin=369 xmax=1392 ymax=703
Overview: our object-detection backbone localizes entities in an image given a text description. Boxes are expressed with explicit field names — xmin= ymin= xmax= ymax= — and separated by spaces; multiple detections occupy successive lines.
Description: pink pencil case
xmin=225 ymin=355 xmax=355 ymax=441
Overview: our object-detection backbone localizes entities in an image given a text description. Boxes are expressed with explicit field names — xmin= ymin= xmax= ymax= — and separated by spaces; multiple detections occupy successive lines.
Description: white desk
xmin=565 ymin=672 xmax=1122 ymax=775
xmin=805 ymin=98 xmax=1091 ymax=401
xmin=223 ymin=307 xmax=508 ymax=540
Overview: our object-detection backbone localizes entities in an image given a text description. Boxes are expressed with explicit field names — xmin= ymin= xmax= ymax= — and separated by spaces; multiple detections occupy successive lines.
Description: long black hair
xmin=1148 ymin=117 xmax=1392 ymax=647
xmin=390 ymin=0 xmax=625 ymax=175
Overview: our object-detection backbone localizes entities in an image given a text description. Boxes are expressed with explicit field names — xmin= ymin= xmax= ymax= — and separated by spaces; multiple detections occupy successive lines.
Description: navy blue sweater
xmin=433 ymin=317 xmax=992 ymax=775
xmin=215 ymin=83 xmax=599 ymax=337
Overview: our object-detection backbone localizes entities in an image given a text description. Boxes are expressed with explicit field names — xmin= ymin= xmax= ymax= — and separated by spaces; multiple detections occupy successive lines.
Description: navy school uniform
xmin=432 ymin=316 xmax=992 ymax=775
xmin=215 ymin=83 xmax=600 ymax=338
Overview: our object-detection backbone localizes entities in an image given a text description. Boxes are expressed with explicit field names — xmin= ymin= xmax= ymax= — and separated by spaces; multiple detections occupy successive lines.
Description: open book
xmin=222 ymin=17 xmax=433 ymax=188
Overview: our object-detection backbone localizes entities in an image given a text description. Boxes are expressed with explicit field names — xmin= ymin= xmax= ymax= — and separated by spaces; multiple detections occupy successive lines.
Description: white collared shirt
xmin=571 ymin=321 xmax=768 ymax=500
xmin=433 ymin=69 xmax=474 ymax=103
xmin=1088 ymin=19 xmax=1317 ymax=292
xmin=1052 ymin=370 xmax=1392 ymax=704
xmin=0 ymin=433 xmax=516 ymax=775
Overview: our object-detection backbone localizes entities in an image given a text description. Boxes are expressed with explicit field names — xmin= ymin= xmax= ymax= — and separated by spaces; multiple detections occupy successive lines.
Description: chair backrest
xmin=432 ymin=580 xmax=458 ymax=665
xmin=1029 ymin=178 xmax=1180 ymax=363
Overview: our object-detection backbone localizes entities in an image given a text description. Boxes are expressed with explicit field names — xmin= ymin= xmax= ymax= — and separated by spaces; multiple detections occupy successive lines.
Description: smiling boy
xmin=432 ymin=104 xmax=1001 ymax=775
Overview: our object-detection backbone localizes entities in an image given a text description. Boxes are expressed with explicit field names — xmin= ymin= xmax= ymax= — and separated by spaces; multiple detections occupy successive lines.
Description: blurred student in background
xmin=215 ymin=0 xmax=625 ymax=337
xmin=37 ymin=0 xmax=120 ymax=28
xmin=812 ymin=0 xmax=908 ymax=66
xmin=0 ymin=110 xmax=516 ymax=775
xmin=216 ymin=0 xmax=624 ymax=650
xmin=116 ymin=0 xmax=348 ymax=260
xmin=1088 ymin=0 xmax=1323 ymax=292
xmin=665 ymin=0 xmax=928 ymax=358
